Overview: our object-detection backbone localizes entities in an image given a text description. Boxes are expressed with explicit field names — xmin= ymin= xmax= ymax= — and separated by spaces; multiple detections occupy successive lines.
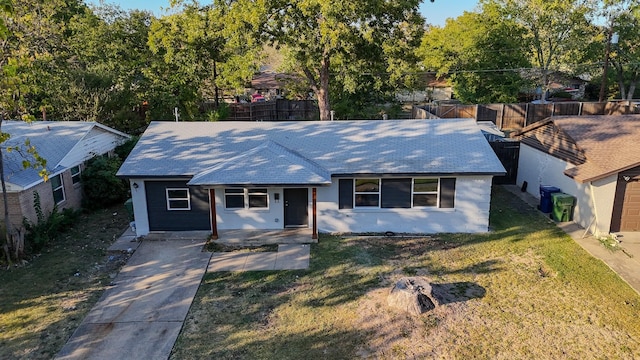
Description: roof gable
xmin=188 ymin=140 xmax=332 ymax=186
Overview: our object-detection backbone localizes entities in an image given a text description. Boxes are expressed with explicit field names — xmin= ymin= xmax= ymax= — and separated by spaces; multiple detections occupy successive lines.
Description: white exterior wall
xmin=213 ymin=187 xmax=307 ymax=230
xmin=59 ymin=127 xmax=128 ymax=168
xmin=130 ymin=179 xmax=150 ymax=236
xmin=517 ymin=144 xmax=617 ymax=236
xmin=317 ymin=176 xmax=493 ymax=233
xmin=132 ymin=176 xmax=496 ymax=235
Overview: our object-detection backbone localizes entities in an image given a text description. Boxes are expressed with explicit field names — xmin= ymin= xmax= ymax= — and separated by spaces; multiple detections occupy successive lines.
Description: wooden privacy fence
xmin=227 ymin=99 xmax=318 ymax=121
xmin=414 ymin=101 xmax=640 ymax=130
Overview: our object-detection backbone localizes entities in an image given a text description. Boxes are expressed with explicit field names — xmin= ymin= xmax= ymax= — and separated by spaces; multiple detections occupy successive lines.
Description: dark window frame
xmin=70 ymin=165 xmax=82 ymax=185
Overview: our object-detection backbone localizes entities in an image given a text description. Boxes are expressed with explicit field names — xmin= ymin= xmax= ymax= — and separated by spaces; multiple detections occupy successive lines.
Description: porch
xmin=215 ymin=228 xmax=316 ymax=246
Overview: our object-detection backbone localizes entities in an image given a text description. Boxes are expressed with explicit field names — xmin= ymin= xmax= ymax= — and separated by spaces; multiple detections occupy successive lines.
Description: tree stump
xmin=387 ymin=277 xmax=436 ymax=315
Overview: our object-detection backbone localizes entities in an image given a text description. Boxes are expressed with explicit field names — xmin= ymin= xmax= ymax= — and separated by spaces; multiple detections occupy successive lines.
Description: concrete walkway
xmin=56 ymin=239 xmax=212 ymax=360
xmin=503 ymin=185 xmax=640 ymax=295
xmin=208 ymin=244 xmax=311 ymax=272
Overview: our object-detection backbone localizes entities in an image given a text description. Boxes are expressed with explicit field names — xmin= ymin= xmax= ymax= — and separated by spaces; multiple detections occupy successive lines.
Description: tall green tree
xmin=45 ymin=5 xmax=156 ymax=132
xmin=148 ymin=0 xmax=260 ymax=119
xmin=605 ymin=0 xmax=640 ymax=100
xmin=419 ymin=8 xmax=531 ymax=104
xmin=232 ymin=0 xmax=424 ymax=120
xmin=483 ymin=0 xmax=596 ymax=98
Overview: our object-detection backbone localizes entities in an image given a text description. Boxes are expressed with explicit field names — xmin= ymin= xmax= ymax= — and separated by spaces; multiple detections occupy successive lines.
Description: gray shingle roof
xmin=2 ymin=120 xmax=129 ymax=188
xmin=188 ymin=140 xmax=332 ymax=186
xmin=3 ymin=121 xmax=94 ymax=187
xmin=117 ymin=119 xmax=505 ymax=182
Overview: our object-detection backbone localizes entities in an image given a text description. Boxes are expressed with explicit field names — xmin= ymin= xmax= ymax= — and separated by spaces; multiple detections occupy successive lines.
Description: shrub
xmin=82 ymin=156 xmax=128 ymax=210
xmin=23 ymin=192 xmax=80 ymax=252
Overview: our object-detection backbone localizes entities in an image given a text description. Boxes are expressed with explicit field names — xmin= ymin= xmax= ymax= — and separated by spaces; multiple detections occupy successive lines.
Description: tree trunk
xmin=615 ymin=64 xmax=627 ymax=100
xmin=0 ymin=141 xmax=13 ymax=264
xmin=213 ymin=60 xmax=219 ymax=108
xmin=627 ymin=80 xmax=637 ymax=100
xmin=317 ymin=55 xmax=331 ymax=121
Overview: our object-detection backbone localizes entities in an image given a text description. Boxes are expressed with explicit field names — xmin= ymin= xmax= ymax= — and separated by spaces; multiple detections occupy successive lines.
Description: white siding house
xmin=118 ymin=119 xmax=505 ymax=239
xmin=516 ymin=115 xmax=640 ymax=236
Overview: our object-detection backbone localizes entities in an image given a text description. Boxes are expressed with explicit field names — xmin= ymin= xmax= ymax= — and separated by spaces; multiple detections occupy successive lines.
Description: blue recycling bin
xmin=539 ymin=185 xmax=561 ymax=213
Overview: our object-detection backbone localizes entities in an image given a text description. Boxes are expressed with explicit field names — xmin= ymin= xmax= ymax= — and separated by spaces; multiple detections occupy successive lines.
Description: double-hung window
xmin=224 ymin=189 xmax=245 ymax=208
xmin=225 ymin=188 xmax=269 ymax=209
xmin=248 ymin=188 xmax=268 ymax=208
xmin=166 ymin=188 xmax=191 ymax=210
xmin=413 ymin=179 xmax=439 ymax=207
xmin=355 ymin=179 xmax=380 ymax=207
xmin=51 ymin=174 xmax=65 ymax=204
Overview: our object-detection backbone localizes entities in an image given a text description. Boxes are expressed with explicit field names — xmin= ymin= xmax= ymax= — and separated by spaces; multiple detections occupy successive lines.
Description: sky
xmin=86 ymin=0 xmax=480 ymax=27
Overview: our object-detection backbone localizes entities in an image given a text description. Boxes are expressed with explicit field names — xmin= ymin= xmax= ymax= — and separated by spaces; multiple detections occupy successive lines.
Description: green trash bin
xmin=124 ymin=198 xmax=134 ymax=221
xmin=551 ymin=193 xmax=575 ymax=222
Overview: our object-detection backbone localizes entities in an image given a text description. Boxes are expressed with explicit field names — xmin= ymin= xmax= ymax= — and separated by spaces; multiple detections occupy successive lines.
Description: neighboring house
xmin=516 ymin=115 xmax=640 ymax=236
xmin=0 ymin=121 xmax=130 ymax=229
xmin=117 ymin=119 xmax=505 ymax=238
xmin=248 ymin=71 xmax=302 ymax=101
xmin=396 ymin=74 xmax=453 ymax=104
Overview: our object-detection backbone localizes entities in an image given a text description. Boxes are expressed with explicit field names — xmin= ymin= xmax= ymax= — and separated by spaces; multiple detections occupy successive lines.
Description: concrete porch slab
xmin=216 ymin=228 xmax=316 ymax=245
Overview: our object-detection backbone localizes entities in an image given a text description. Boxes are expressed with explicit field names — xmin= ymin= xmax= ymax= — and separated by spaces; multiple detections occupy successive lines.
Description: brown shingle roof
xmin=521 ymin=115 xmax=640 ymax=183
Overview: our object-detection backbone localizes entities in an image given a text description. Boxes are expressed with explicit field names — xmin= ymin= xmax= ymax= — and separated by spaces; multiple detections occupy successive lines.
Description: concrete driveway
xmin=56 ymin=239 xmax=211 ymax=360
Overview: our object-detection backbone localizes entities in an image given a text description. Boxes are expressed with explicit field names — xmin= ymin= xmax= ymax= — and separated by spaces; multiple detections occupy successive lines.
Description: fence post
xmin=499 ymin=104 xmax=505 ymax=129
xmin=579 ymin=101 xmax=583 ymax=116
xmin=524 ymin=103 xmax=529 ymax=127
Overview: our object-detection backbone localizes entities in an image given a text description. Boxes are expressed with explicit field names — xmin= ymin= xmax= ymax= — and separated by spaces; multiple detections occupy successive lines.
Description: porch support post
xmin=312 ymin=187 xmax=318 ymax=240
xmin=209 ymin=189 xmax=218 ymax=239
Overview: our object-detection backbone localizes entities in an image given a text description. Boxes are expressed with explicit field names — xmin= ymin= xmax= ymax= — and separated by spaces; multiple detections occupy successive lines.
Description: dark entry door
xmin=284 ymin=188 xmax=308 ymax=228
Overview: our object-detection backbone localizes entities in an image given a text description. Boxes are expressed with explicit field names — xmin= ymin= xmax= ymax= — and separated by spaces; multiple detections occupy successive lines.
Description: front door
xmin=284 ymin=188 xmax=308 ymax=228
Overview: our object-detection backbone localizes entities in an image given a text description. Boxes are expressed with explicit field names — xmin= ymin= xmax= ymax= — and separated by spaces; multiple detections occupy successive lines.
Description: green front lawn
xmin=0 ymin=206 xmax=130 ymax=360
xmin=172 ymin=187 xmax=640 ymax=359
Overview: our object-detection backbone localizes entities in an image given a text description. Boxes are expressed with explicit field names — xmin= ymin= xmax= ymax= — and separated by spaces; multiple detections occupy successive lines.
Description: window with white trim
xmin=70 ymin=165 xmax=82 ymax=184
xmin=224 ymin=189 xmax=245 ymax=208
xmin=166 ymin=188 xmax=191 ymax=210
xmin=355 ymin=178 xmax=380 ymax=207
xmin=339 ymin=177 xmax=456 ymax=209
xmin=412 ymin=178 xmax=439 ymax=207
xmin=224 ymin=188 xmax=269 ymax=209
xmin=248 ymin=188 xmax=268 ymax=208
xmin=51 ymin=174 xmax=65 ymax=204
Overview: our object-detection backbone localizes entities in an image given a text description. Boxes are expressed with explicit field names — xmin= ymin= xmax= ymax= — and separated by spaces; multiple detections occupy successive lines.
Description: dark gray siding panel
xmin=439 ymin=178 xmax=456 ymax=209
xmin=381 ymin=178 xmax=411 ymax=208
xmin=339 ymin=179 xmax=353 ymax=209
xmin=145 ymin=181 xmax=210 ymax=231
